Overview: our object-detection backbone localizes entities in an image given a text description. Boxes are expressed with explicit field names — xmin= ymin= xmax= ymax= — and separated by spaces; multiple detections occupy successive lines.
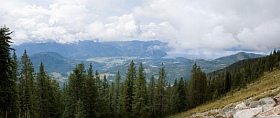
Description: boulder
xmin=222 ymin=104 xmax=234 ymax=113
xmin=233 ymin=107 xmax=262 ymax=118
xmin=249 ymin=101 xmax=260 ymax=108
xmin=255 ymin=115 xmax=280 ymax=118
xmin=259 ymin=97 xmax=276 ymax=112
xmin=235 ymin=102 xmax=249 ymax=110
xmin=259 ymin=98 xmax=276 ymax=105
xmin=257 ymin=105 xmax=280 ymax=117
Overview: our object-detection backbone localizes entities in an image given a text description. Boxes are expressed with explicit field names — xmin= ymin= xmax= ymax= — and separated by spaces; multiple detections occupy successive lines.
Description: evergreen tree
xmin=109 ymin=82 xmax=116 ymax=117
xmin=94 ymin=70 xmax=103 ymax=117
xmin=11 ymin=50 xmax=19 ymax=118
xmin=0 ymin=26 xmax=18 ymax=118
xmin=225 ymin=71 xmax=231 ymax=93
xmin=147 ymin=76 xmax=156 ymax=118
xmin=48 ymin=78 xmax=63 ymax=118
xmin=63 ymin=63 xmax=86 ymax=118
xmin=132 ymin=63 xmax=147 ymax=117
xmin=177 ymin=77 xmax=186 ymax=112
xmin=114 ymin=71 xmax=121 ymax=117
xmin=84 ymin=63 xmax=96 ymax=118
xmin=36 ymin=62 xmax=50 ymax=118
xmin=74 ymin=99 xmax=86 ymax=118
xmin=35 ymin=62 xmax=62 ymax=118
xmin=171 ymin=79 xmax=179 ymax=114
xmin=189 ymin=63 xmax=207 ymax=107
xmin=18 ymin=50 xmax=37 ymax=118
xmin=155 ymin=64 xmax=166 ymax=117
xmin=123 ymin=61 xmax=136 ymax=118
xmin=101 ymin=75 xmax=110 ymax=117
xmin=165 ymin=82 xmax=173 ymax=116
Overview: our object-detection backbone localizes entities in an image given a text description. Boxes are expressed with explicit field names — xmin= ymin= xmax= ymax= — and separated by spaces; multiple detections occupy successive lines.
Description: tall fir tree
xmin=109 ymin=82 xmax=116 ymax=117
xmin=123 ymin=61 xmax=136 ymax=118
xmin=0 ymin=26 xmax=18 ymax=118
xmin=171 ymin=79 xmax=179 ymax=114
xmin=155 ymin=64 xmax=166 ymax=118
xmin=177 ymin=77 xmax=186 ymax=112
xmin=19 ymin=50 xmax=37 ymax=118
xmin=147 ymin=76 xmax=156 ymax=118
xmin=36 ymin=62 xmax=50 ymax=118
xmin=63 ymin=63 xmax=86 ymax=118
xmin=101 ymin=75 xmax=110 ymax=117
xmin=94 ymin=70 xmax=103 ymax=117
xmin=48 ymin=78 xmax=63 ymax=118
xmin=84 ymin=63 xmax=97 ymax=118
xmin=74 ymin=99 xmax=86 ymax=118
xmin=225 ymin=71 xmax=231 ymax=93
xmin=114 ymin=71 xmax=122 ymax=117
xmin=165 ymin=82 xmax=173 ymax=116
xmin=35 ymin=62 xmax=62 ymax=118
xmin=132 ymin=63 xmax=148 ymax=118
xmin=189 ymin=63 xmax=207 ymax=107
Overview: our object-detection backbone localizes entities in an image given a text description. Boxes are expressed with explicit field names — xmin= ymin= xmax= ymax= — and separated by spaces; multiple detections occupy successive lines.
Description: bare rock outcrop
xmin=190 ymin=91 xmax=280 ymax=118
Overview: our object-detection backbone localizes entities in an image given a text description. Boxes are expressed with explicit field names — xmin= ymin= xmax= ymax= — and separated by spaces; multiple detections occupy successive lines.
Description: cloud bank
xmin=1 ymin=0 xmax=280 ymax=58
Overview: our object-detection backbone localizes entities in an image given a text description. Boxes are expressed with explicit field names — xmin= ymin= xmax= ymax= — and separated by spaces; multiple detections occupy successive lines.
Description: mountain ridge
xmin=13 ymin=40 xmax=169 ymax=59
xmin=26 ymin=51 xmax=263 ymax=86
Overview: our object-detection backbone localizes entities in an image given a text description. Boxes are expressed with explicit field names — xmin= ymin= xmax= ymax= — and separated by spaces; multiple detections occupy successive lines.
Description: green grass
xmin=171 ymin=69 xmax=280 ymax=118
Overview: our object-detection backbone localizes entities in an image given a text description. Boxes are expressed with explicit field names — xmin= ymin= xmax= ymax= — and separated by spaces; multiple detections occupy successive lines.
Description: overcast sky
xmin=1 ymin=0 xmax=280 ymax=58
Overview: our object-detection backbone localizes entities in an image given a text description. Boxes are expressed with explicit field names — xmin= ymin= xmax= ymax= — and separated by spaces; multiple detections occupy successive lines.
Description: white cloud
xmin=1 ymin=0 xmax=280 ymax=58
xmin=237 ymin=19 xmax=280 ymax=51
xmin=201 ymin=26 xmax=238 ymax=50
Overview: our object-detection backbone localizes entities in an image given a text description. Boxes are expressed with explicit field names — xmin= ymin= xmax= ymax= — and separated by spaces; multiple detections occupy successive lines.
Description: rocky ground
xmin=191 ymin=87 xmax=280 ymax=118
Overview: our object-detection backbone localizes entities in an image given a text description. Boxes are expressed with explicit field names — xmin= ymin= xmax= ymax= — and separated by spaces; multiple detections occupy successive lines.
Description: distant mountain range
xmin=13 ymin=40 xmax=169 ymax=59
xmin=25 ymin=51 xmax=263 ymax=86
xmin=12 ymin=40 xmax=264 ymax=86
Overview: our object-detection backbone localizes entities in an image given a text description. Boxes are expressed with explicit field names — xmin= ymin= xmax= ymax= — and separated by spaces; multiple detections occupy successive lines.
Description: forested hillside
xmin=1 ymin=26 xmax=280 ymax=118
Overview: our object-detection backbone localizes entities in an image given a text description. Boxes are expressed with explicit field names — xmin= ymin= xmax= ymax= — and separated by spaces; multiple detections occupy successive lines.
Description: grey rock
xmin=233 ymin=107 xmax=262 ymax=118
xmin=255 ymin=115 xmax=280 ymax=118
xmin=259 ymin=98 xmax=276 ymax=106
xmin=235 ymin=102 xmax=250 ymax=110
xmin=223 ymin=104 xmax=234 ymax=113
xmin=259 ymin=98 xmax=276 ymax=112
xmin=250 ymin=101 xmax=260 ymax=108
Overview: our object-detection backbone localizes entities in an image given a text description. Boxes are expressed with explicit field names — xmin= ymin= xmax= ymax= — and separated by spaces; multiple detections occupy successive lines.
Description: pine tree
xmin=155 ymin=64 xmax=166 ymax=117
xmin=147 ymin=76 xmax=156 ymax=118
xmin=123 ymin=61 xmax=136 ymax=118
xmin=225 ymin=71 xmax=231 ymax=93
xmin=189 ymin=63 xmax=207 ymax=107
xmin=63 ymin=63 xmax=86 ymax=118
xmin=18 ymin=50 xmax=37 ymax=118
xmin=132 ymin=63 xmax=147 ymax=117
xmin=101 ymin=75 xmax=110 ymax=117
xmin=165 ymin=82 xmax=173 ymax=116
xmin=36 ymin=62 xmax=50 ymax=118
xmin=0 ymin=26 xmax=18 ymax=118
xmin=11 ymin=50 xmax=19 ymax=118
xmin=177 ymin=77 xmax=186 ymax=112
xmin=94 ymin=70 xmax=103 ymax=117
xmin=172 ymin=79 xmax=179 ymax=114
xmin=109 ymin=82 xmax=116 ymax=117
xmin=74 ymin=99 xmax=86 ymax=118
xmin=48 ymin=78 xmax=63 ymax=118
xmin=35 ymin=62 xmax=62 ymax=118
xmin=114 ymin=71 xmax=121 ymax=117
xmin=84 ymin=63 xmax=96 ymax=118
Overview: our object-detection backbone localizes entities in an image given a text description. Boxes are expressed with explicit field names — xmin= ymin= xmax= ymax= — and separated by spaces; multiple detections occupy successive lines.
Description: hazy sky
xmin=1 ymin=0 xmax=280 ymax=58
